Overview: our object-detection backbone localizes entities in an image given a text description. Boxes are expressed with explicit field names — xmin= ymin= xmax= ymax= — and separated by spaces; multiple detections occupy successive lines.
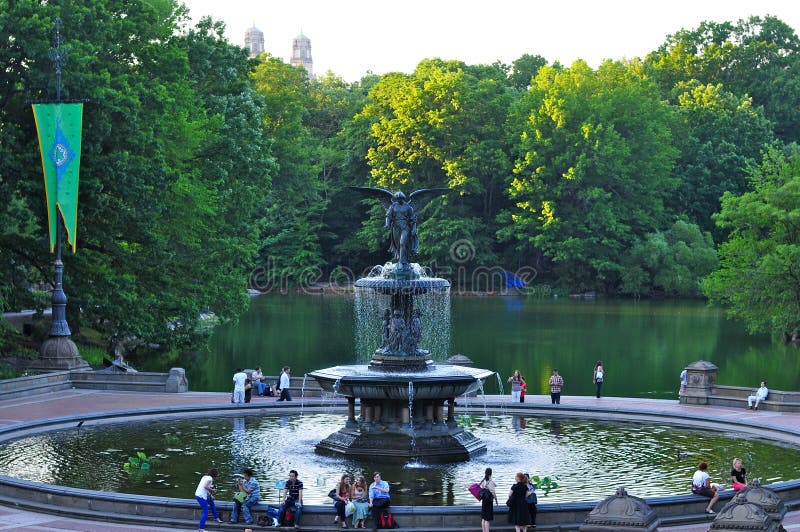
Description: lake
xmin=138 ymin=294 xmax=800 ymax=396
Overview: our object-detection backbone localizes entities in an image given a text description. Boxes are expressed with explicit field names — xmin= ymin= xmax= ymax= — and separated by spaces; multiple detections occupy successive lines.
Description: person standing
xmin=549 ymin=368 xmax=564 ymax=405
xmin=506 ymin=472 xmax=531 ymax=532
xmin=478 ymin=467 xmax=496 ymax=532
xmin=368 ymin=471 xmax=391 ymax=531
xmin=278 ymin=366 xmax=292 ymax=402
xmin=230 ymin=467 xmax=260 ymax=525
xmin=232 ymin=368 xmax=247 ymax=404
xmin=507 ymin=370 xmax=525 ymax=403
xmin=747 ymin=381 xmax=769 ymax=410
xmin=278 ymin=469 xmax=304 ymax=528
xmin=524 ymin=473 xmax=537 ymax=528
xmin=194 ymin=468 xmax=223 ymax=531
xmin=593 ymin=360 xmax=604 ymax=398
xmin=691 ymin=461 xmax=720 ymax=514
xmin=679 ymin=368 xmax=688 ymax=398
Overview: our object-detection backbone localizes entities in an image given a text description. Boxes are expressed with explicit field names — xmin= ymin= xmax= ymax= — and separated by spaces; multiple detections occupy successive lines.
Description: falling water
xmin=300 ymin=374 xmax=308 ymax=416
xmin=495 ymin=373 xmax=506 ymax=414
xmin=353 ymin=264 xmax=451 ymax=362
xmin=407 ymin=381 xmax=415 ymax=430
xmin=475 ymin=379 xmax=488 ymax=418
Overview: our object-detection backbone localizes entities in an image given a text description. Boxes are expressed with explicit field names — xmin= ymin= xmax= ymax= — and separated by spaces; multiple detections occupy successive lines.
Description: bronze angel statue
xmin=350 ymin=186 xmax=451 ymax=267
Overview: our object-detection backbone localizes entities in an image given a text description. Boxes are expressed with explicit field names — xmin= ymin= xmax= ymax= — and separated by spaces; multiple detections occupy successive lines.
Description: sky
xmin=180 ymin=0 xmax=800 ymax=82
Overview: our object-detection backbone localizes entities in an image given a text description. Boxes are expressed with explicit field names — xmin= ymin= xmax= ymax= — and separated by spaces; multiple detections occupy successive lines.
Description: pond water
xmin=134 ymin=295 xmax=800 ymax=397
xmin=1 ymin=414 xmax=798 ymax=505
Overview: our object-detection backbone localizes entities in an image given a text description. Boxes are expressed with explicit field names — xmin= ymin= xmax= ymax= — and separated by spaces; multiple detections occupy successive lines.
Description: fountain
xmin=309 ymin=187 xmax=495 ymax=462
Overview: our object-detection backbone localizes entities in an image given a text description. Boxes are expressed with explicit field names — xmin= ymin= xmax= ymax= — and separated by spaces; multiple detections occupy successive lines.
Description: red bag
xmin=468 ymin=482 xmax=482 ymax=500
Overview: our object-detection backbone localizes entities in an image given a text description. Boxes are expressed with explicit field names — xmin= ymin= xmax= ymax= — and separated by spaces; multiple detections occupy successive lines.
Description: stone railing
xmin=680 ymin=360 xmax=800 ymax=412
xmin=0 ymin=367 xmax=188 ymax=400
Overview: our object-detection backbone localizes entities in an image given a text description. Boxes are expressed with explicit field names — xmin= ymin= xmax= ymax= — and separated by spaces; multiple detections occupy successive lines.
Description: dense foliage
xmin=1 ymin=2 xmax=799 ymax=354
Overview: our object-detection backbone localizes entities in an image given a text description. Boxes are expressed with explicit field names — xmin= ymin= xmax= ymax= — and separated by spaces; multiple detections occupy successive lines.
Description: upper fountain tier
xmin=354 ymin=262 xmax=449 ymax=293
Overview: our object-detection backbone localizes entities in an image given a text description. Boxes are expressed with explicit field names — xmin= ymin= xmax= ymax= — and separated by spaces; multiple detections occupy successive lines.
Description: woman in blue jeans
xmin=194 ymin=468 xmax=223 ymax=531
xmin=230 ymin=468 xmax=260 ymax=524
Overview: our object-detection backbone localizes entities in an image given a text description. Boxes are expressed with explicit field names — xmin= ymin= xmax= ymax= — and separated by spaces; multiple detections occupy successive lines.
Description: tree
xmin=251 ymin=55 xmax=325 ymax=287
xmin=704 ymin=144 xmax=800 ymax=339
xmin=354 ymin=59 xmax=516 ymax=270
xmin=620 ymin=219 xmax=718 ymax=297
xmin=503 ymin=60 xmax=678 ymax=292
xmin=647 ymin=16 xmax=800 ymax=143
xmin=0 ymin=1 xmax=273 ymax=355
xmin=667 ymin=81 xmax=774 ymax=235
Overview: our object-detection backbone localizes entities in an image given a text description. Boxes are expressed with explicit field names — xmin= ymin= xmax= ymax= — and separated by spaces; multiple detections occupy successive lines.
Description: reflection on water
xmin=1 ymin=414 xmax=799 ymax=505
xmin=131 ymin=295 xmax=800 ymax=397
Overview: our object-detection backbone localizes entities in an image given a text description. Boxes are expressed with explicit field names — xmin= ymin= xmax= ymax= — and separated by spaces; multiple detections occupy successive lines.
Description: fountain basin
xmin=309 ymin=364 xmax=495 ymax=399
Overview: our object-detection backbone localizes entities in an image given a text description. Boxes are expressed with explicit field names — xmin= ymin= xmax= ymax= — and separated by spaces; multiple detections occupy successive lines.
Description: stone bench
xmin=708 ymin=385 xmax=800 ymax=412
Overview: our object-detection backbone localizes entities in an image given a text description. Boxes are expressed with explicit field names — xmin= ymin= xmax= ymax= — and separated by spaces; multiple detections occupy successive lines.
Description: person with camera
xmin=230 ymin=467 xmax=260 ymax=525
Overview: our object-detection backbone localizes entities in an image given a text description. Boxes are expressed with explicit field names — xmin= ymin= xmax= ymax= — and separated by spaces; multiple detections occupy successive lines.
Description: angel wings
xmin=349 ymin=186 xmax=451 ymax=265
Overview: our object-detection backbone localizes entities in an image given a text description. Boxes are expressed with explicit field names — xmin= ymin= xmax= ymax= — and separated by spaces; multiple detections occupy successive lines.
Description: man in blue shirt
xmin=368 ymin=471 xmax=390 ymax=530
xmin=230 ymin=467 xmax=260 ymax=524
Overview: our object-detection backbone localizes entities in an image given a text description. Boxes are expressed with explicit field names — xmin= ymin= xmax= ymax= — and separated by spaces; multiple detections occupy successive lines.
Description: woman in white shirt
xmin=691 ymin=461 xmax=720 ymax=514
xmin=593 ymin=360 xmax=604 ymax=398
xmin=194 ymin=468 xmax=223 ymax=531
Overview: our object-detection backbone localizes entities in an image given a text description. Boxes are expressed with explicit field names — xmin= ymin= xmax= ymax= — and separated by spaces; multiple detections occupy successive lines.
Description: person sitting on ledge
xmin=747 ymin=381 xmax=768 ymax=410
xmin=368 ymin=471 xmax=390 ymax=531
xmin=691 ymin=461 xmax=720 ymax=514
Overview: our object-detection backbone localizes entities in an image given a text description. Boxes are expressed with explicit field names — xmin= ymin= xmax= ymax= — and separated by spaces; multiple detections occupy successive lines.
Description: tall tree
xmin=705 ymin=144 xmax=800 ymax=339
xmin=0 ymin=0 xmax=273 ymax=354
xmin=647 ymin=16 xmax=800 ymax=143
xmin=251 ymin=55 xmax=325 ymax=287
xmin=667 ymin=81 xmax=774 ymax=235
xmin=503 ymin=60 xmax=679 ymax=292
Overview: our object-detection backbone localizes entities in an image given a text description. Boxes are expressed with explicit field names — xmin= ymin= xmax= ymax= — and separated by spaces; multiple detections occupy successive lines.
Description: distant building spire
xmin=290 ymin=31 xmax=313 ymax=78
xmin=244 ymin=25 xmax=264 ymax=58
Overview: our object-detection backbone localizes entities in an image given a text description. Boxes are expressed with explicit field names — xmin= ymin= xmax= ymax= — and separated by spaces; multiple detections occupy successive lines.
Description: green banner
xmin=32 ymin=102 xmax=83 ymax=253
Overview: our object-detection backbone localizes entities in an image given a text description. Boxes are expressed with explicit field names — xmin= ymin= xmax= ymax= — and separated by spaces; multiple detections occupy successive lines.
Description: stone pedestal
xmin=681 ymin=360 xmax=718 ymax=405
xmin=710 ymin=502 xmax=780 ymax=531
xmin=165 ymin=367 xmax=189 ymax=393
xmin=29 ymin=336 xmax=90 ymax=371
xmin=580 ymin=487 xmax=659 ymax=531
xmin=711 ymin=482 xmax=786 ymax=530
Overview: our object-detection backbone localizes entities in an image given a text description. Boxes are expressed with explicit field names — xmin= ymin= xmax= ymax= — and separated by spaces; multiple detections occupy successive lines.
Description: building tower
xmin=290 ymin=32 xmax=313 ymax=78
xmin=244 ymin=25 xmax=264 ymax=58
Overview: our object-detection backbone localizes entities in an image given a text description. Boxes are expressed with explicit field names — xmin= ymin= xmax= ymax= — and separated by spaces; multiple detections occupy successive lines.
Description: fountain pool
xmin=1 ymin=412 xmax=799 ymax=505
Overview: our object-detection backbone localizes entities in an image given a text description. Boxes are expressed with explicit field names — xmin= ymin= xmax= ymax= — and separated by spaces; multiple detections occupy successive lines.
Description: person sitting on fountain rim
xmin=278 ymin=469 xmax=304 ymax=529
xmin=368 ymin=471 xmax=390 ymax=531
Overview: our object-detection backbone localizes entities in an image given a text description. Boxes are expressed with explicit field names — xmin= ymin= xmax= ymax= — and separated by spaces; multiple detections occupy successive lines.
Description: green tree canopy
xmin=704 ymin=144 xmax=800 ymax=339
xmin=503 ymin=60 xmax=679 ymax=292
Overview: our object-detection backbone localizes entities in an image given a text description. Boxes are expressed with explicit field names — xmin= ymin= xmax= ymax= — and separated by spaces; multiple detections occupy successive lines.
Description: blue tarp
xmin=503 ymin=271 xmax=526 ymax=288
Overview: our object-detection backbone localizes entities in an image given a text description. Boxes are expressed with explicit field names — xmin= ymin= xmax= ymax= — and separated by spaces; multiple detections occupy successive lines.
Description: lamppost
xmin=30 ymin=18 xmax=89 ymax=371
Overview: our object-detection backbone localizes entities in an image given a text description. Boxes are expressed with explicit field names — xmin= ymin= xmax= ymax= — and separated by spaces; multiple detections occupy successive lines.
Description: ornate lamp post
xmin=30 ymin=18 xmax=89 ymax=371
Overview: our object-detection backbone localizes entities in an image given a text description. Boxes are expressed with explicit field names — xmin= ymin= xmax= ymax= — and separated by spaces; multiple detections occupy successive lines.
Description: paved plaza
xmin=1 ymin=390 xmax=799 ymax=531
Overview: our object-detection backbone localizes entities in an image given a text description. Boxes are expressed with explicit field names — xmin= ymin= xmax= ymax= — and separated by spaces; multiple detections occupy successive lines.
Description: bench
xmin=707 ymin=385 xmax=800 ymax=412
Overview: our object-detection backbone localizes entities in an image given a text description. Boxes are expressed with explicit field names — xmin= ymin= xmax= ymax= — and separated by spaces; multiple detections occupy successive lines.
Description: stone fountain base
xmin=315 ymin=418 xmax=486 ymax=463
xmin=309 ymin=363 xmax=495 ymax=463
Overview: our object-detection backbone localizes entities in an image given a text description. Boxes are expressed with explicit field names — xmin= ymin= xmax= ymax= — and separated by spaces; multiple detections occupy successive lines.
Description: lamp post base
xmin=29 ymin=336 xmax=90 ymax=372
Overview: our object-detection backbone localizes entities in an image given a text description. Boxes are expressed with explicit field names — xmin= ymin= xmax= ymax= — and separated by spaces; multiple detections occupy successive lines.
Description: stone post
xmin=579 ymin=487 xmax=659 ymax=531
xmin=710 ymin=480 xmax=786 ymax=530
xmin=164 ymin=367 xmax=188 ymax=393
xmin=681 ymin=360 xmax=718 ymax=405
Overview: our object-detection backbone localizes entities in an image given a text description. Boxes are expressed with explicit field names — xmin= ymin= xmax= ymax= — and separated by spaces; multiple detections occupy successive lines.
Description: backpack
xmin=378 ymin=510 xmax=398 ymax=529
xmin=281 ymin=504 xmax=297 ymax=526
xmin=480 ymin=487 xmax=493 ymax=502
